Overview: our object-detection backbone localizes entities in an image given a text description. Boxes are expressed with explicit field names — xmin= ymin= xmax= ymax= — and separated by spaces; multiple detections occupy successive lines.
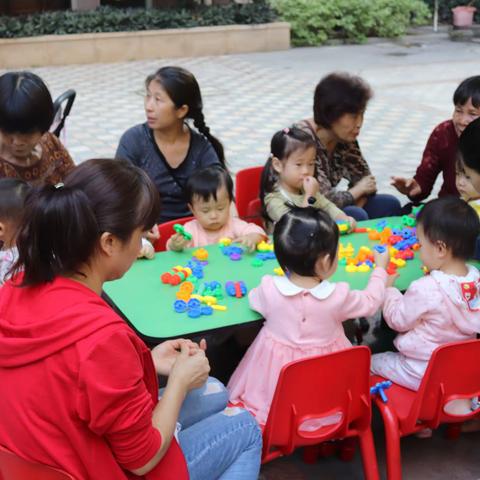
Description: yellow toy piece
xmin=257 ymin=240 xmax=274 ymax=252
xmin=338 ymin=223 xmax=349 ymax=234
xmin=273 ymin=267 xmax=285 ymax=276
xmin=176 ymin=291 xmax=191 ymax=301
xmin=219 ymin=237 xmax=232 ymax=246
xmin=211 ymin=304 xmax=227 ymax=311
xmin=391 ymin=258 xmax=406 ymax=268
xmin=357 ymin=264 xmax=371 ymax=273
xmin=345 ymin=264 xmax=358 ymax=273
xmin=179 ymin=281 xmax=194 ymax=294
xmin=202 ymin=295 xmax=218 ymax=305
xmin=193 ymin=248 xmax=209 ymax=261
xmin=389 ymin=247 xmax=399 ymax=257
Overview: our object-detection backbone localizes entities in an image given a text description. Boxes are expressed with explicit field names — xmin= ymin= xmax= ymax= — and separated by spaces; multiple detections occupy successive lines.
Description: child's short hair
xmin=0 ymin=178 xmax=31 ymax=222
xmin=185 ymin=165 xmax=233 ymax=204
xmin=0 ymin=72 xmax=54 ymax=134
xmin=274 ymin=206 xmax=339 ymax=277
xmin=453 ymin=75 xmax=480 ymax=108
xmin=459 ymin=117 xmax=480 ymax=173
xmin=417 ymin=196 xmax=480 ymax=260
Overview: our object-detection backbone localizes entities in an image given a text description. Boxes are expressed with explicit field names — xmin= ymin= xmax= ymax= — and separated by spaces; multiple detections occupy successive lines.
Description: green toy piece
xmin=251 ymin=258 xmax=264 ymax=267
xmin=174 ymin=223 xmax=193 ymax=240
xmin=411 ymin=205 xmax=424 ymax=217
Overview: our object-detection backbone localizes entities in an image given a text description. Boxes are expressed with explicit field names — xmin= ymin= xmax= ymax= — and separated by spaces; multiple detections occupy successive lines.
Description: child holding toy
xmin=167 ymin=165 xmax=266 ymax=252
xmin=260 ymin=127 xmax=356 ymax=230
xmin=391 ymin=75 xmax=480 ymax=202
xmin=0 ymin=178 xmax=30 ymax=284
xmin=228 ymin=206 xmax=390 ymax=425
xmin=371 ymin=197 xmax=480 ymax=393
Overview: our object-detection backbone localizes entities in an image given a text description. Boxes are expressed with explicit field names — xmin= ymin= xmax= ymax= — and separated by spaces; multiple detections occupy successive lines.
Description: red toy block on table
xmin=386 ymin=262 xmax=398 ymax=276
xmin=161 ymin=266 xmax=191 ymax=286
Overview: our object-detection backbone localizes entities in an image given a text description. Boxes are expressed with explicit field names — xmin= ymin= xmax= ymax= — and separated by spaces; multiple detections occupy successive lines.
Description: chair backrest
xmin=235 ymin=166 xmax=264 ymax=219
xmin=245 ymin=198 xmax=263 ymax=228
xmin=262 ymin=346 xmax=372 ymax=463
xmin=154 ymin=216 xmax=195 ymax=252
xmin=405 ymin=339 xmax=480 ymax=430
xmin=0 ymin=445 xmax=74 ymax=480
xmin=51 ymin=89 xmax=76 ymax=138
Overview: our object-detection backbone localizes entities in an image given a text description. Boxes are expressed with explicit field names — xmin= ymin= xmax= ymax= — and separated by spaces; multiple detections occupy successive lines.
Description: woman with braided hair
xmin=116 ymin=66 xmax=225 ymax=223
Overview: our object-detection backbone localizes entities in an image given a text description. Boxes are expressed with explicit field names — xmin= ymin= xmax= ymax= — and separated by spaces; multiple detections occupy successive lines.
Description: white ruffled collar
xmin=273 ymin=275 xmax=336 ymax=300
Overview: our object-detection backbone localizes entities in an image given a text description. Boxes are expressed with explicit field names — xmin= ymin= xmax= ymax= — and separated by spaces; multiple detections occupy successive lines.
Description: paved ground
xmin=15 ymin=26 xmax=480 ymax=204
xmin=6 ymin=27 xmax=480 ymax=479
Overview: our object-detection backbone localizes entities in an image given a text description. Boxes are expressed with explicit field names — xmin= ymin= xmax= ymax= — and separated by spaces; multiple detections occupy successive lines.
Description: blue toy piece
xmin=365 ymin=260 xmax=373 ymax=267
xmin=174 ymin=300 xmax=188 ymax=313
xmin=221 ymin=245 xmax=244 ymax=261
xmin=370 ymin=380 xmax=393 ymax=403
xmin=187 ymin=298 xmax=201 ymax=309
xmin=225 ymin=280 xmax=247 ymax=298
xmin=392 ymin=228 xmax=402 ymax=236
xmin=256 ymin=252 xmax=276 ymax=261
xmin=200 ymin=306 xmax=213 ymax=315
xmin=374 ymin=245 xmax=386 ymax=253
xmin=188 ymin=308 xmax=202 ymax=318
xmin=376 ymin=220 xmax=387 ymax=230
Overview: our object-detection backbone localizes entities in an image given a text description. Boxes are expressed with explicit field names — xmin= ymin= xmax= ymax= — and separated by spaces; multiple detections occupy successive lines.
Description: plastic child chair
xmin=235 ymin=166 xmax=263 ymax=220
xmin=245 ymin=198 xmax=263 ymax=228
xmin=370 ymin=339 xmax=480 ymax=480
xmin=262 ymin=346 xmax=380 ymax=480
xmin=154 ymin=216 xmax=195 ymax=252
xmin=0 ymin=444 xmax=74 ymax=480
xmin=51 ymin=89 xmax=76 ymax=139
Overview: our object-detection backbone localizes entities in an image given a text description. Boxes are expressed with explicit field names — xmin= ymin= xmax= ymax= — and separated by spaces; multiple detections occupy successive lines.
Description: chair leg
xmin=378 ymin=405 xmax=402 ymax=480
xmin=445 ymin=422 xmax=462 ymax=440
xmin=358 ymin=429 xmax=380 ymax=480
xmin=302 ymin=445 xmax=319 ymax=464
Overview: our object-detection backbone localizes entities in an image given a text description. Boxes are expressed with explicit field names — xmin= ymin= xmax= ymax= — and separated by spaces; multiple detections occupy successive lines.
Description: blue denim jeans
xmin=343 ymin=193 xmax=402 ymax=221
xmin=161 ymin=377 xmax=262 ymax=480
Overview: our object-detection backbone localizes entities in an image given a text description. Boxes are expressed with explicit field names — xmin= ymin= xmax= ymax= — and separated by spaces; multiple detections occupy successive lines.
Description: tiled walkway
xmin=15 ymin=28 xmax=480 ymax=202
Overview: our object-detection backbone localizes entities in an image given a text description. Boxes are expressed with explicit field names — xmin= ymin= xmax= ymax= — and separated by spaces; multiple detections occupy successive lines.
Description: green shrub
xmin=0 ymin=1 xmax=277 ymax=39
xmin=270 ymin=0 xmax=431 ymax=46
xmin=423 ymin=0 xmax=479 ymax=23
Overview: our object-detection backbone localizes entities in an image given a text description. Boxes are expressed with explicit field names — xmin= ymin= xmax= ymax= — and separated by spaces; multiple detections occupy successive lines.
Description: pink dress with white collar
xmin=227 ymin=268 xmax=387 ymax=425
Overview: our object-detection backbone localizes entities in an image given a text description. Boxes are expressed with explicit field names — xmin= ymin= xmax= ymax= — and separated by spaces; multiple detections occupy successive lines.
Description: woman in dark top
xmin=116 ymin=66 xmax=225 ymax=224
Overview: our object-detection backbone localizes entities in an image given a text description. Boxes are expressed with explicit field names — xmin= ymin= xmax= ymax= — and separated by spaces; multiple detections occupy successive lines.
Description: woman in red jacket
xmin=0 ymin=158 xmax=261 ymax=480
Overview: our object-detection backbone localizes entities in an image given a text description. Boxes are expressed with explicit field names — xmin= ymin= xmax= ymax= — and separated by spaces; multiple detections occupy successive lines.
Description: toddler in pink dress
xmin=228 ymin=206 xmax=390 ymax=425
xmin=371 ymin=197 xmax=480 ymax=392
xmin=167 ymin=165 xmax=266 ymax=251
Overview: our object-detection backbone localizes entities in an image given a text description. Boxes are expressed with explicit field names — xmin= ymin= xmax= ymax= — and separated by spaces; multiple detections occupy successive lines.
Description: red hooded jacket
xmin=0 ymin=276 xmax=188 ymax=479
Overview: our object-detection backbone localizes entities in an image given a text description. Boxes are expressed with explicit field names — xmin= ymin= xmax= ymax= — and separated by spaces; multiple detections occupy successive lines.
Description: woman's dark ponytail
xmin=191 ymin=109 xmax=225 ymax=166
xmin=13 ymin=159 xmax=160 ymax=287
xmin=14 ymin=185 xmax=98 ymax=286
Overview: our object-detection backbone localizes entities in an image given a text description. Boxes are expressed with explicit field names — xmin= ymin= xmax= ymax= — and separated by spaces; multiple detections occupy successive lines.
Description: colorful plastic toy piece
xmin=386 ymin=262 xmax=398 ymax=276
xmin=357 ymin=264 xmax=371 ymax=273
xmin=173 ymin=300 xmax=188 ymax=313
xmin=411 ymin=205 xmax=424 ymax=217
xmin=161 ymin=266 xmax=191 ymax=286
xmin=251 ymin=258 xmax=264 ymax=267
xmin=201 ymin=305 xmax=213 ymax=315
xmin=218 ymin=237 xmax=232 ymax=246
xmin=257 ymin=252 xmax=276 ymax=261
xmin=173 ymin=223 xmax=193 ymax=240
xmin=273 ymin=267 xmax=285 ymax=276
xmin=370 ymin=380 xmax=392 ymax=403
xmin=401 ymin=215 xmax=415 ymax=227
xmin=225 ymin=281 xmax=247 ymax=298
xmin=193 ymin=248 xmax=209 ymax=261
xmin=257 ymin=241 xmax=274 ymax=252
xmin=345 ymin=264 xmax=358 ymax=273
xmin=374 ymin=245 xmax=386 ymax=253
xmin=187 ymin=298 xmax=201 ymax=309
xmin=188 ymin=308 xmax=202 ymax=318
xmin=368 ymin=230 xmax=381 ymax=241
xmin=336 ymin=221 xmax=350 ymax=234
xmin=211 ymin=304 xmax=227 ymax=311
xmin=354 ymin=227 xmax=369 ymax=233
xmin=230 ymin=253 xmax=242 ymax=261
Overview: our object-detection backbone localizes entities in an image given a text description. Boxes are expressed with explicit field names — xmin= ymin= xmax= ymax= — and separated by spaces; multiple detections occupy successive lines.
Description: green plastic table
xmin=104 ymin=217 xmax=434 ymax=342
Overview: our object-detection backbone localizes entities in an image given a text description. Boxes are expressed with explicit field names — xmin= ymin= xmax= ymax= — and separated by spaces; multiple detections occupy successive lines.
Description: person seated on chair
xmin=391 ymin=75 xmax=480 ymax=204
xmin=297 ymin=72 xmax=402 ymax=221
xmin=371 ymin=197 xmax=480 ymax=393
xmin=0 ymin=159 xmax=262 ymax=480
xmin=116 ymin=66 xmax=225 ymax=225
xmin=0 ymin=71 xmax=75 ymax=185
xmin=167 ymin=165 xmax=266 ymax=252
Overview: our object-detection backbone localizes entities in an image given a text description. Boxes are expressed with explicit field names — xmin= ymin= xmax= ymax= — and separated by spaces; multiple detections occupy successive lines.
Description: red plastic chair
xmin=245 ymin=198 xmax=263 ymax=228
xmin=0 ymin=445 xmax=74 ymax=479
xmin=371 ymin=339 xmax=480 ymax=480
xmin=153 ymin=216 xmax=194 ymax=252
xmin=235 ymin=166 xmax=263 ymax=221
xmin=262 ymin=346 xmax=380 ymax=480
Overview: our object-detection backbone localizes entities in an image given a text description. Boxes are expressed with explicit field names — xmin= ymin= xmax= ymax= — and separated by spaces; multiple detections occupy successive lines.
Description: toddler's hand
xmin=390 ymin=176 xmax=422 ymax=197
xmin=234 ymin=233 xmax=263 ymax=252
xmin=373 ymin=249 xmax=390 ymax=270
xmin=168 ymin=233 xmax=190 ymax=251
xmin=138 ymin=238 xmax=155 ymax=259
xmin=386 ymin=273 xmax=399 ymax=288
xmin=146 ymin=224 xmax=160 ymax=243
xmin=303 ymin=176 xmax=320 ymax=197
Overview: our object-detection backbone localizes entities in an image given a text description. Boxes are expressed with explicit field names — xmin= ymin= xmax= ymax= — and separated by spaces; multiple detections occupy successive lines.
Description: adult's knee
xmin=343 ymin=205 xmax=369 ymax=221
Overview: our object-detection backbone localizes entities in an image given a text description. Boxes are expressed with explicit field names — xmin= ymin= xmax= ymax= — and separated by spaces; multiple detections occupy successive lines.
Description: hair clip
xmin=55 ymin=182 xmax=64 ymax=189
xmin=283 ymin=127 xmax=290 ymax=134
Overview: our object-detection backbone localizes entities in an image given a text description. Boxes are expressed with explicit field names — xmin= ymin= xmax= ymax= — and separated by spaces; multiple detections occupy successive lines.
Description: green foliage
xmin=270 ymin=0 xmax=431 ymax=46
xmin=423 ymin=0 xmax=479 ymax=23
xmin=0 ymin=1 xmax=277 ymax=39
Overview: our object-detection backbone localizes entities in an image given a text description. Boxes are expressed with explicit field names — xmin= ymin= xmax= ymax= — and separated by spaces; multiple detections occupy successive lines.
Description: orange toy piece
xmin=368 ymin=230 xmax=380 ymax=241
xmin=193 ymin=248 xmax=209 ymax=261
xmin=379 ymin=228 xmax=392 ymax=245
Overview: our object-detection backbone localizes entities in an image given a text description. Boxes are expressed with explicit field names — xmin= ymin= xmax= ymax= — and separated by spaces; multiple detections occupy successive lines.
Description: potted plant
xmin=452 ymin=0 xmax=477 ymax=27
